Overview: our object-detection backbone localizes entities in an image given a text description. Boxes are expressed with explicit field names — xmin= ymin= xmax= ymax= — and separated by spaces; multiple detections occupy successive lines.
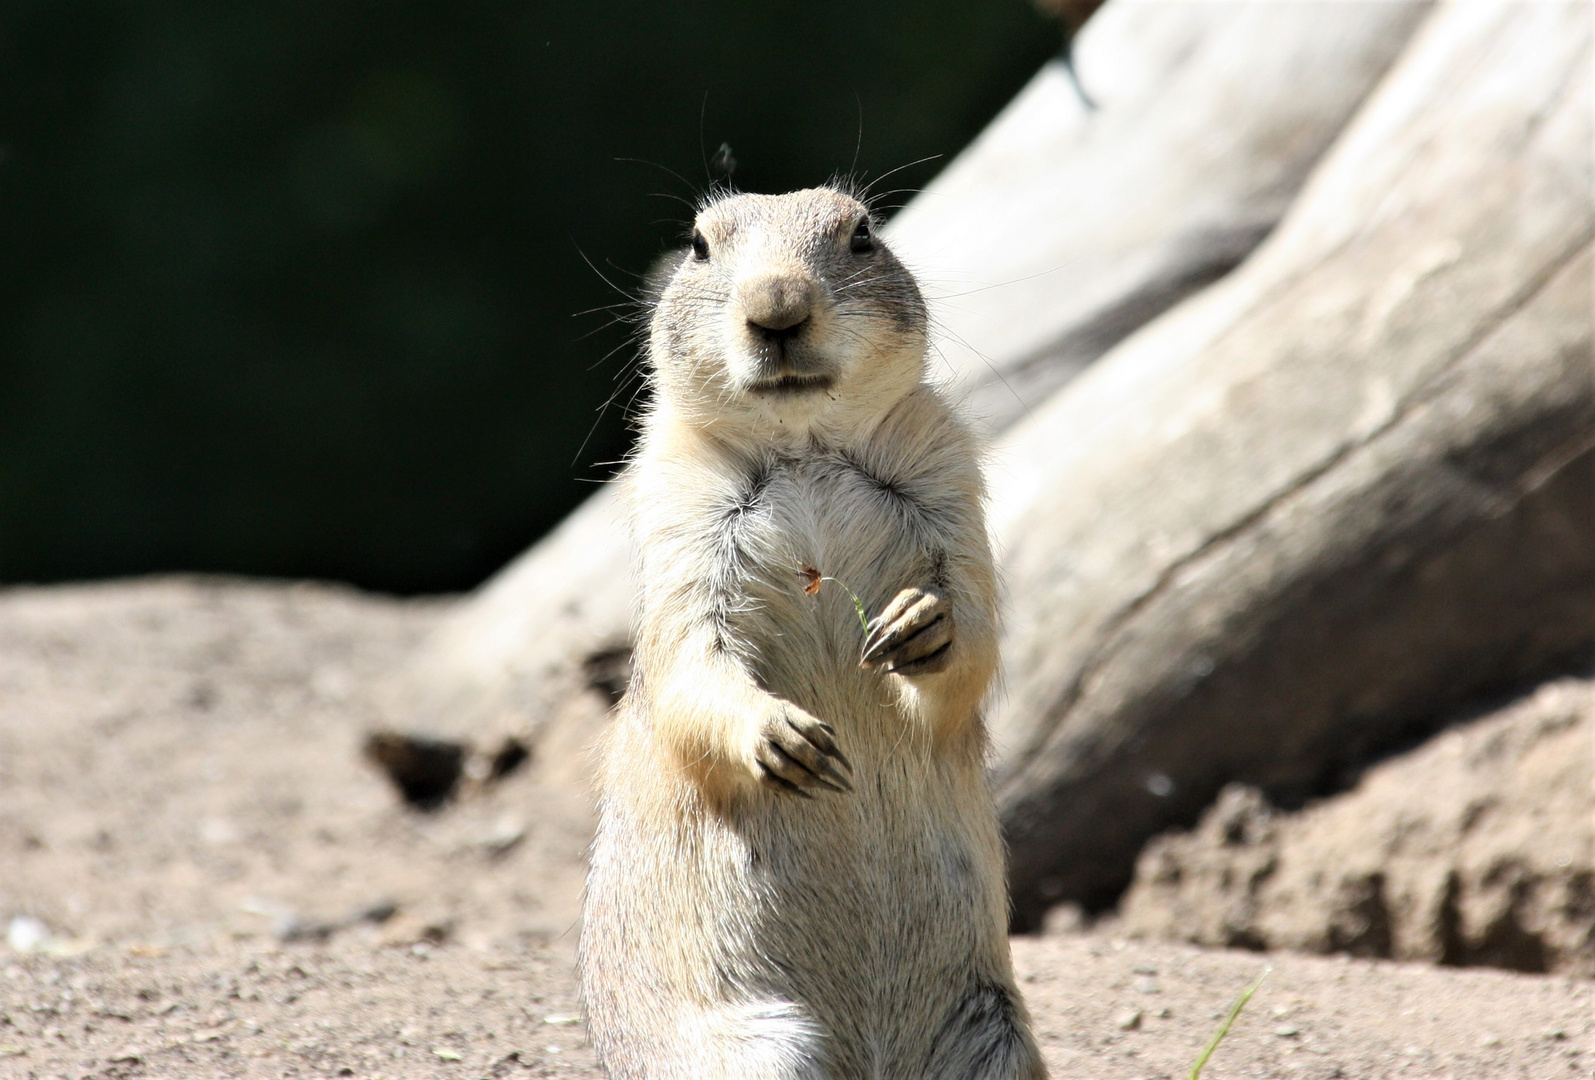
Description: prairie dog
xmin=580 ymin=187 xmax=1045 ymax=1080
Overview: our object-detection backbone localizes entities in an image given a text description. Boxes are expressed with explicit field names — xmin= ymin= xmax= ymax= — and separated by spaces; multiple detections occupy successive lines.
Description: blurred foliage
xmin=0 ymin=0 xmax=1058 ymax=593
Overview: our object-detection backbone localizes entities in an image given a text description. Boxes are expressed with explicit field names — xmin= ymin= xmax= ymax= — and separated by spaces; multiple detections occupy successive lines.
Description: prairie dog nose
xmin=740 ymin=271 xmax=817 ymax=338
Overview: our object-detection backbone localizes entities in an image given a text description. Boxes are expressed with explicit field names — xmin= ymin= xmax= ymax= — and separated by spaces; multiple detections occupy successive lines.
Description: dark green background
xmin=0 ymin=0 xmax=1059 ymax=593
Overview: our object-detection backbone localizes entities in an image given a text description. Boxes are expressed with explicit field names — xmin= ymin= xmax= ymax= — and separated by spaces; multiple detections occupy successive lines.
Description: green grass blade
xmin=848 ymin=591 xmax=869 ymax=634
xmin=816 ymin=575 xmax=870 ymax=634
xmin=1188 ymin=967 xmax=1270 ymax=1080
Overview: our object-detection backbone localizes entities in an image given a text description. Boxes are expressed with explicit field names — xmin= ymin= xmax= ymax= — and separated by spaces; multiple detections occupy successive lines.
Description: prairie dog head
xmin=648 ymin=187 xmax=928 ymax=439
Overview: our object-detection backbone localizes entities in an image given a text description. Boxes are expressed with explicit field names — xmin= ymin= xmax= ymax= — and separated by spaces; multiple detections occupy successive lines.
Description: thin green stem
xmin=799 ymin=565 xmax=870 ymax=636
xmin=1189 ymin=967 xmax=1270 ymax=1080
xmin=819 ymin=576 xmax=870 ymax=634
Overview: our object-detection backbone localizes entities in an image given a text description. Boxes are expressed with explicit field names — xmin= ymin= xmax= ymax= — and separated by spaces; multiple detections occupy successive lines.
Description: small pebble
xmin=480 ymin=817 xmax=527 ymax=857
xmin=1274 ymin=1026 xmax=1299 ymax=1038
xmin=1114 ymin=1009 xmax=1143 ymax=1032
xmin=5 ymin=916 xmax=50 ymax=954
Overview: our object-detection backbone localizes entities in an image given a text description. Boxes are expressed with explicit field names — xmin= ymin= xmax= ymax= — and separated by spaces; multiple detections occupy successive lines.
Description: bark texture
xmin=889 ymin=0 xmax=1433 ymax=430
xmin=990 ymin=0 xmax=1594 ymax=927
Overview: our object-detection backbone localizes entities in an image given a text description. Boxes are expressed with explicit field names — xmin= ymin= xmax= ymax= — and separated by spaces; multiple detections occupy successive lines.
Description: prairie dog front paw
xmin=860 ymin=586 xmax=954 ymax=676
xmin=749 ymin=704 xmax=852 ymax=796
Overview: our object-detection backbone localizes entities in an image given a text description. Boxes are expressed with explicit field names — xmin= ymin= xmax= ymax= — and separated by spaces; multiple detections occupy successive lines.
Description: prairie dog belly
xmin=721 ymin=453 xmax=944 ymax=724
xmin=587 ymin=724 xmax=1007 ymax=1076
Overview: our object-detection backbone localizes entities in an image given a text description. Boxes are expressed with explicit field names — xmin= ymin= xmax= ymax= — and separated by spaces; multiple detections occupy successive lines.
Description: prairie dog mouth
xmin=750 ymin=373 xmax=833 ymax=395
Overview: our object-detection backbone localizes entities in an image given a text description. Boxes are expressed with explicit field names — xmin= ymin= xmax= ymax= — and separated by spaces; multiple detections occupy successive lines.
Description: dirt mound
xmin=1115 ymin=677 xmax=1595 ymax=975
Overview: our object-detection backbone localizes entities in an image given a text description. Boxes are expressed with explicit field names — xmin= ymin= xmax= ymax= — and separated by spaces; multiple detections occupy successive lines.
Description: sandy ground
xmin=1 ymin=578 xmax=1590 ymax=1079
xmin=3 ymin=930 xmax=1591 ymax=1080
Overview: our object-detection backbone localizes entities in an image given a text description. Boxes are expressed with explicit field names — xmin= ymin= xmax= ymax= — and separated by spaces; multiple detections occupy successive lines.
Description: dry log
xmin=402 ymin=0 xmax=1427 ymax=751
xmin=889 ymin=0 xmax=1432 ymax=430
xmin=402 ymin=486 xmax=633 ymax=747
xmin=990 ymin=0 xmax=1595 ymax=928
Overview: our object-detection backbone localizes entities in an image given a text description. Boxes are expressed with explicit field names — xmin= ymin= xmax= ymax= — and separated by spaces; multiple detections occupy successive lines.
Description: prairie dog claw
xmin=861 ymin=586 xmax=954 ymax=676
xmin=752 ymin=706 xmax=852 ymax=796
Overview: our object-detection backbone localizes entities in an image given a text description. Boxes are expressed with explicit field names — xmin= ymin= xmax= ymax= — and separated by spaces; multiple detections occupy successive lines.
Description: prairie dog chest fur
xmin=630 ymin=390 xmax=990 ymax=754
xmin=580 ymin=187 xmax=1044 ymax=1080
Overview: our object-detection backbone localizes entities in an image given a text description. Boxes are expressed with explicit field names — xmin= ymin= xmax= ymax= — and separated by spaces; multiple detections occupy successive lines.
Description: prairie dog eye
xmin=849 ymin=219 xmax=874 ymax=254
xmin=691 ymin=229 xmax=710 ymax=261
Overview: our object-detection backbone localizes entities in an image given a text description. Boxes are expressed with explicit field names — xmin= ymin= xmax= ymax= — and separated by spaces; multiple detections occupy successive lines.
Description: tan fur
xmin=580 ymin=187 xmax=1045 ymax=1080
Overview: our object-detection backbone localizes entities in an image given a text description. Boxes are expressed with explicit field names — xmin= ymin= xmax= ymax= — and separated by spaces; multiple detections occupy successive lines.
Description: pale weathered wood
xmin=889 ymin=0 xmax=1433 ymax=431
xmin=989 ymin=0 xmax=1595 ymax=927
xmin=403 ymin=0 xmax=1427 ymax=753
xmin=403 ymin=485 xmax=632 ymax=747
